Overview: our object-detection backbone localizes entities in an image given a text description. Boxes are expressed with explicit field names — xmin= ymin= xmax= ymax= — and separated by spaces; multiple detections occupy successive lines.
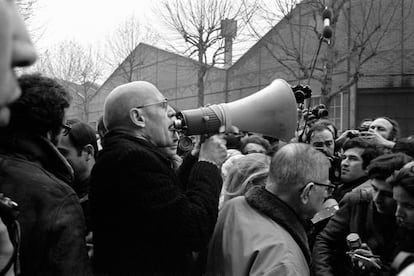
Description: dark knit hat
xmin=67 ymin=122 xmax=98 ymax=157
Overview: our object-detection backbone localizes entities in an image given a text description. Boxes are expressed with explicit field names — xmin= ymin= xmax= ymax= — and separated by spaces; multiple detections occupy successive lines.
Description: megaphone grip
xmin=180 ymin=107 xmax=222 ymax=136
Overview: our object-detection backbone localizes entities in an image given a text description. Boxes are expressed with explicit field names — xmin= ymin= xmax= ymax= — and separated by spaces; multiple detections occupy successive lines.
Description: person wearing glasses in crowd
xmin=0 ymin=1 xmax=37 ymax=275
xmin=313 ymin=153 xmax=412 ymax=276
xmin=206 ymin=143 xmax=330 ymax=275
xmin=0 ymin=74 xmax=92 ymax=275
xmin=89 ymin=81 xmax=227 ymax=275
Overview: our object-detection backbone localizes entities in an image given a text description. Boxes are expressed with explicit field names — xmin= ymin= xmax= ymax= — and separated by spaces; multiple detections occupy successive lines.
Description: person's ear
xmin=82 ymin=144 xmax=95 ymax=161
xmin=300 ymin=183 xmax=313 ymax=204
xmin=129 ymin=108 xmax=145 ymax=127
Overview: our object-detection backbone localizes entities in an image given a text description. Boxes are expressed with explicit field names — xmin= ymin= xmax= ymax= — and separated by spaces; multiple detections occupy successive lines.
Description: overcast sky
xmin=31 ymin=0 xmax=157 ymax=50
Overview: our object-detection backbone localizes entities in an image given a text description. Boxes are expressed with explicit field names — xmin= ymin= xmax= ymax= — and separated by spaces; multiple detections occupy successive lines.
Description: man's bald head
xmin=103 ymin=81 xmax=162 ymax=130
xmin=266 ymin=143 xmax=329 ymax=195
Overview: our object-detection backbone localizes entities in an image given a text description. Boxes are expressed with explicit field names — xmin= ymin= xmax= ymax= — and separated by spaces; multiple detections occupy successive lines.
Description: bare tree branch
xmin=105 ymin=15 xmax=160 ymax=82
xmin=31 ymin=40 xmax=104 ymax=122
xmin=156 ymin=0 xmax=256 ymax=106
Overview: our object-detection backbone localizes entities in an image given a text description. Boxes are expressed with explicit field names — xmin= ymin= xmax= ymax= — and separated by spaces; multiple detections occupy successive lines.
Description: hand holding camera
xmin=346 ymin=233 xmax=382 ymax=272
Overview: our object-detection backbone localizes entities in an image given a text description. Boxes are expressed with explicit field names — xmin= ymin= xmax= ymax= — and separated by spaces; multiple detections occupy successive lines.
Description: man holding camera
xmin=89 ymin=81 xmax=227 ymax=275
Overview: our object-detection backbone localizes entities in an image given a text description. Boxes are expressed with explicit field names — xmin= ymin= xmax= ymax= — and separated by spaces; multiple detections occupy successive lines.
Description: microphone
xmin=322 ymin=8 xmax=333 ymax=39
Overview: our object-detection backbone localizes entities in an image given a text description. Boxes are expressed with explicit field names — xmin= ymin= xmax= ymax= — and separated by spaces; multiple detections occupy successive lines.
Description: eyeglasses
xmin=135 ymin=98 xmax=168 ymax=110
xmin=300 ymin=181 xmax=336 ymax=195
xmin=313 ymin=181 xmax=336 ymax=191
xmin=61 ymin=123 xmax=71 ymax=136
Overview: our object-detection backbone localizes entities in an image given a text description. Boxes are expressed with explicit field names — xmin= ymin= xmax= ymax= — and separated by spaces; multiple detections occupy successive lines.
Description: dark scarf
xmin=333 ymin=175 xmax=369 ymax=202
xmin=245 ymin=186 xmax=311 ymax=266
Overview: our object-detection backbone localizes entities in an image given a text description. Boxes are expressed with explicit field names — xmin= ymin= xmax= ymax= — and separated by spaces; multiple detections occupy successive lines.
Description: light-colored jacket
xmin=205 ymin=196 xmax=310 ymax=276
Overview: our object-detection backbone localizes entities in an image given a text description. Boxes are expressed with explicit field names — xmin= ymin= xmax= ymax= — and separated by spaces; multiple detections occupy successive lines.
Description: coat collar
xmin=245 ymin=186 xmax=311 ymax=265
xmin=103 ymin=130 xmax=172 ymax=165
xmin=0 ymin=133 xmax=74 ymax=184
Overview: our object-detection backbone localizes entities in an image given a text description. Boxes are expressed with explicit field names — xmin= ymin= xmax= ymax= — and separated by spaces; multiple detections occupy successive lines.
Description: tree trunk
xmin=197 ymin=67 xmax=205 ymax=107
xmin=83 ymin=99 xmax=89 ymax=123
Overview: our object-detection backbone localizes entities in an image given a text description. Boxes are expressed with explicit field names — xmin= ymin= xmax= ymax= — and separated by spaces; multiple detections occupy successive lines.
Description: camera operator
xmin=313 ymin=153 xmax=412 ymax=276
xmin=297 ymin=104 xmax=330 ymax=143
xmin=305 ymin=123 xmax=342 ymax=248
xmin=306 ymin=123 xmax=341 ymax=185
xmin=337 ymin=117 xmax=400 ymax=151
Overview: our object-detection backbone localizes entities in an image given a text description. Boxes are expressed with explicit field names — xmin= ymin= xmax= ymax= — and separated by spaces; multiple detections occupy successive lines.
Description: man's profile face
xmin=341 ymin=147 xmax=366 ymax=183
xmin=306 ymin=168 xmax=330 ymax=218
xmin=0 ymin=0 xmax=37 ymax=126
xmin=58 ymin=134 xmax=88 ymax=181
xmin=141 ymin=94 xmax=178 ymax=149
xmin=371 ymin=178 xmax=396 ymax=215
xmin=310 ymin=129 xmax=334 ymax=156
xmin=394 ymin=186 xmax=414 ymax=230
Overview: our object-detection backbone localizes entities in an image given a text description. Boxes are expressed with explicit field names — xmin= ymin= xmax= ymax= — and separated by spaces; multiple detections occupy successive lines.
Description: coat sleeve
xmin=122 ymin=150 xmax=223 ymax=252
xmin=176 ymin=152 xmax=198 ymax=190
xmin=48 ymin=193 xmax=92 ymax=276
xmin=312 ymin=193 xmax=354 ymax=276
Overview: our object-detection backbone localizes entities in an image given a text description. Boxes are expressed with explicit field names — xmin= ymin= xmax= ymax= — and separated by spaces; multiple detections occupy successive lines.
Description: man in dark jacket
xmin=89 ymin=81 xmax=227 ymax=275
xmin=313 ymin=153 xmax=412 ymax=276
xmin=58 ymin=121 xmax=98 ymax=232
xmin=0 ymin=74 xmax=92 ymax=275
xmin=0 ymin=3 xmax=37 ymax=274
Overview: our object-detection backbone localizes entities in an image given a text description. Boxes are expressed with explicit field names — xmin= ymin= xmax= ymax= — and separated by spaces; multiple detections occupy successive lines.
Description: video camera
xmin=304 ymin=104 xmax=329 ymax=122
xmin=292 ymin=84 xmax=312 ymax=104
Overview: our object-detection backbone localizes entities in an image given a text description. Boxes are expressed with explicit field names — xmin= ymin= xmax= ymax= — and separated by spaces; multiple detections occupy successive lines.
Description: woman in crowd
xmin=220 ymin=153 xmax=270 ymax=209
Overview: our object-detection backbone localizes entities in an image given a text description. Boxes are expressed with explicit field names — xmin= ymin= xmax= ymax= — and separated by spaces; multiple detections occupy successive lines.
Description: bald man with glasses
xmin=206 ymin=143 xmax=330 ymax=275
xmin=89 ymin=81 xmax=227 ymax=275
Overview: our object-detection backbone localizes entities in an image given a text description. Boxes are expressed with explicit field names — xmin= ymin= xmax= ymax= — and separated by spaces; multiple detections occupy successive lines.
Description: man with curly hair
xmin=0 ymin=74 xmax=92 ymax=275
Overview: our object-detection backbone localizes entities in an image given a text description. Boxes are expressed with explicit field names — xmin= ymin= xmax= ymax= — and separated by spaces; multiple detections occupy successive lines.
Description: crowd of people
xmin=2 ymin=2 xmax=414 ymax=276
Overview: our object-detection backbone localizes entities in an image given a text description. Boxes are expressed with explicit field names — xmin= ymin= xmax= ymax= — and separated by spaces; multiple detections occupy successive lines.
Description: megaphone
xmin=174 ymin=79 xmax=298 ymax=141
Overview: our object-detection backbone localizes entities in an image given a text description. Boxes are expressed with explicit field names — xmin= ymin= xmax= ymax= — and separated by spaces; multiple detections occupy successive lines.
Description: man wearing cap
xmin=89 ymin=81 xmax=227 ymax=275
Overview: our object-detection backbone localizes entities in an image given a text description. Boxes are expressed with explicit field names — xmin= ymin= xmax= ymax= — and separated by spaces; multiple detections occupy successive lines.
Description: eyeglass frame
xmin=300 ymin=181 xmax=336 ymax=194
xmin=61 ymin=123 xmax=72 ymax=136
xmin=134 ymin=98 xmax=168 ymax=110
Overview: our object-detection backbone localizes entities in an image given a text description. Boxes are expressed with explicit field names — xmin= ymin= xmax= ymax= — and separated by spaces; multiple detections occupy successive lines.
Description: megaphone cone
xmin=174 ymin=79 xmax=298 ymax=141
